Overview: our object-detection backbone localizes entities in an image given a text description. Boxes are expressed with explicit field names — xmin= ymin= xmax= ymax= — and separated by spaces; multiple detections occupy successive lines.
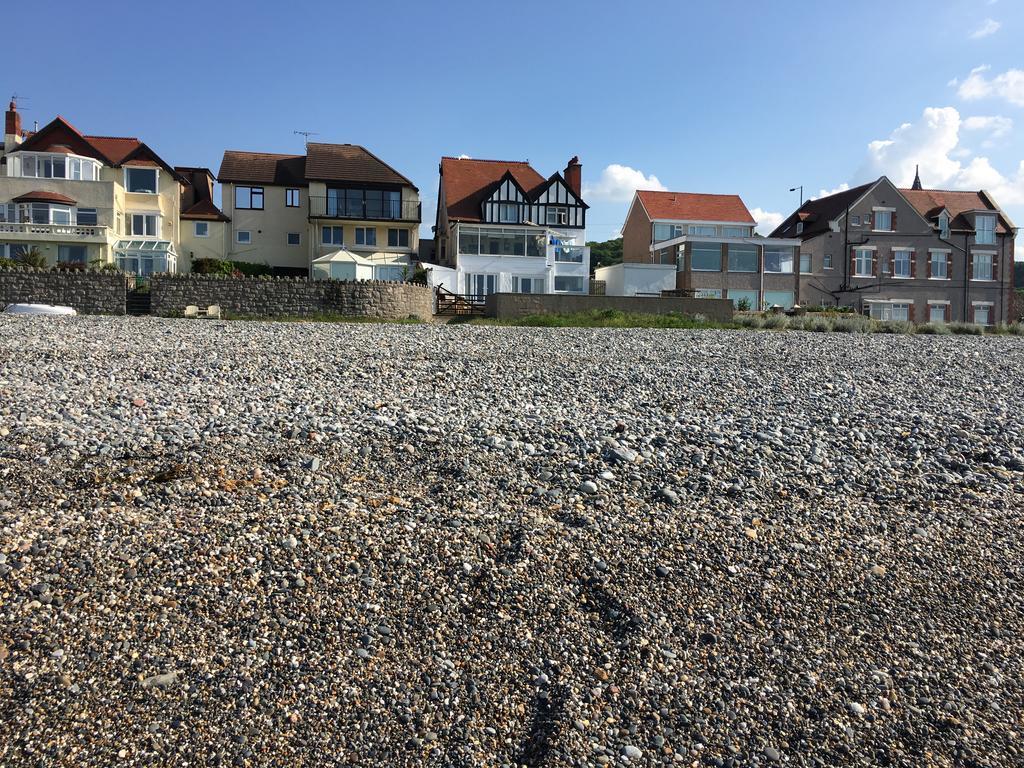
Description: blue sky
xmin=9 ymin=0 xmax=1023 ymax=251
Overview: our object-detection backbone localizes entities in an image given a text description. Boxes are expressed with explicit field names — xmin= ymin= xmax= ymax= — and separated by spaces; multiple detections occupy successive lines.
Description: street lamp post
xmin=789 ymin=186 xmax=803 ymax=206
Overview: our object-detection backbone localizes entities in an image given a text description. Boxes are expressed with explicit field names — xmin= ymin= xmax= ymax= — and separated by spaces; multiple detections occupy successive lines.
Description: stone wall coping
xmin=0 ymin=267 xmax=127 ymax=276
xmin=152 ymin=274 xmax=431 ymax=289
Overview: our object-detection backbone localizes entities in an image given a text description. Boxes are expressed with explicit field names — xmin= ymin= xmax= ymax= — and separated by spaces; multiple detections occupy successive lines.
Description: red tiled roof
xmin=218 ymin=151 xmax=307 ymax=186
xmin=440 ymin=157 xmax=547 ymax=222
xmin=181 ymin=198 xmax=230 ymax=221
xmin=636 ymin=190 xmax=755 ymax=224
xmin=13 ymin=190 xmax=77 ymax=204
xmin=305 ymin=143 xmax=415 ymax=188
xmin=899 ymin=188 xmax=1010 ymax=233
xmin=86 ymin=135 xmax=144 ymax=164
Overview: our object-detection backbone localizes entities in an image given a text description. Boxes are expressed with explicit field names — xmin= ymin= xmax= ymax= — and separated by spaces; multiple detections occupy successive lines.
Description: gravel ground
xmin=1 ymin=315 xmax=1023 ymax=768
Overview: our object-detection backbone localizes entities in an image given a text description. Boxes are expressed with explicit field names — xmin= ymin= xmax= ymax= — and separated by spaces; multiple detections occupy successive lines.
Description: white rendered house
xmin=432 ymin=156 xmax=590 ymax=298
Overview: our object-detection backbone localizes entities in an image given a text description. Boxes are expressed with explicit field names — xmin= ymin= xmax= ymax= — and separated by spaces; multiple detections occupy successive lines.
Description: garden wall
xmin=0 ymin=268 xmax=126 ymax=315
xmin=150 ymin=275 xmax=434 ymax=320
xmin=485 ymin=292 xmax=734 ymax=322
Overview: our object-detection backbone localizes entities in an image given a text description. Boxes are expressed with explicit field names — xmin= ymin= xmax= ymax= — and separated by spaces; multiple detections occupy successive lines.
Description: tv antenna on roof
xmin=294 ymin=130 xmax=319 ymax=147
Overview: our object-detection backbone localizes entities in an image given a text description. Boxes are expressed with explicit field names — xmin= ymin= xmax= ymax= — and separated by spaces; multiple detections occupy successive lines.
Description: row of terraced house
xmin=0 ymin=100 xmax=1016 ymax=323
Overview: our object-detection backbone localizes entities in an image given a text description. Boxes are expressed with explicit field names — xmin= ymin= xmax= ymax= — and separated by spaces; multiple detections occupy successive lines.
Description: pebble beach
xmin=1 ymin=315 xmax=1023 ymax=767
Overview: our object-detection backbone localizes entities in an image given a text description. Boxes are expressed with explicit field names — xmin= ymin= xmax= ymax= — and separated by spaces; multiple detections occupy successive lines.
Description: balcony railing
xmin=0 ymin=221 xmax=108 ymax=238
xmin=309 ymin=197 xmax=421 ymax=222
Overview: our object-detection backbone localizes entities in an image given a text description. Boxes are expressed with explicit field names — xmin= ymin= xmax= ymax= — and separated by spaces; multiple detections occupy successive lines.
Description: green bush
xmin=0 ymin=257 xmax=19 ymax=269
xmin=1005 ymin=323 xmax=1024 ymax=336
xmin=734 ymin=314 xmax=764 ymax=329
xmin=736 ymin=297 xmax=751 ymax=311
xmin=949 ymin=322 xmax=984 ymax=335
xmin=191 ymin=258 xmax=272 ymax=277
xmin=916 ymin=323 xmax=952 ymax=335
xmin=873 ymin=320 xmax=916 ymax=334
xmin=831 ymin=315 xmax=872 ymax=333
xmin=408 ymin=263 xmax=431 ymax=285
xmin=760 ymin=313 xmax=789 ymax=330
xmin=18 ymin=247 xmax=47 ymax=269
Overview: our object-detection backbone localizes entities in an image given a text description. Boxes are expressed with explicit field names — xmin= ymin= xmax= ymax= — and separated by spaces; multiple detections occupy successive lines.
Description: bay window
xmin=764 ymin=246 xmax=795 ymax=273
xmin=13 ymin=153 xmax=101 ymax=180
xmin=125 ymin=167 xmax=158 ymax=194
xmin=128 ymin=213 xmax=158 ymax=237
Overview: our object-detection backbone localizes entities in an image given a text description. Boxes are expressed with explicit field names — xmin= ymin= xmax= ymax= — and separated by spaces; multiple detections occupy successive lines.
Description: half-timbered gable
xmin=530 ymin=173 xmax=587 ymax=229
xmin=482 ymin=171 xmax=529 ymax=224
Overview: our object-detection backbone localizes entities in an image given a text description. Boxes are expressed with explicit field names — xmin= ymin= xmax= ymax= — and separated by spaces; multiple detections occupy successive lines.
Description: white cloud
xmin=457 ymin=154 xmax=471 ymax=159
xmin=582 ymin=164 xmax=666 ymax=202
xmin=969 ymin=18 xmax=1001 ymax=39
xmin=952 ymin=65 xmax=1024 ymax=106
xmin=750 ymin=207 xmax=783 ymax=235
xmin=812 ymin=182 xmax=850 ymax=200
xmin=963 ymin=114 xmax=1013 ymax=147
xmin=855 ymin=106 xmax=1024 ymax=206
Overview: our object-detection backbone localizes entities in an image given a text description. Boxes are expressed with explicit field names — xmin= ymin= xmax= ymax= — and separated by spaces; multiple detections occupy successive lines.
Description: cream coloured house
xmin=0 ymin=101 xmax=186 ymax=274
xmin=217 ymin=143 xmax=420 ymax=278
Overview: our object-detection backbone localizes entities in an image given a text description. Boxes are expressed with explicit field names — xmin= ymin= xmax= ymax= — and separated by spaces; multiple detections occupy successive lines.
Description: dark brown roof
xmin=13 ymin=190 xmax=77 ymax=204
xmin=899 ymin=188 xmax=1011 ymax=234
xmin=177 ymin=166 xmax=230 ymax=222
xmin=636 ymin=190 xmax=755 ymax=224
xmin=218 ymin=151 xmax=307 ymax=187
xmin=14 ymin=117 xmax=184 ymax=182
xmin=304 ymin=143 xmax=416 ymax=188
xmin=440 ymin=157 xmax=548 ymax=222
xmin=769 ymin=181 xmax=874 ymax=239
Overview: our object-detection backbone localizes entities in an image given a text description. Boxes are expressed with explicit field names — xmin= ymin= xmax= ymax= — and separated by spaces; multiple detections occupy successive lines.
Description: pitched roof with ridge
xmin=217 ymin=150 xmax=307 ymax=187
xmin=636 ymin=190 xmax=756 ymax=224
xmin=899 ymin=187 xmax=1012 ymax=233
xmin=176 ymin=166 xmax=230 ymax=222
xmin=12 ymin=116 xmax=184 ymax=181
xmin=769 ymin=181 xmax=875 ymax=239
xmin=440 ymin=157 xmax=558 ymax=222
xmin=304 ymin=143 xmax=416 ymax=188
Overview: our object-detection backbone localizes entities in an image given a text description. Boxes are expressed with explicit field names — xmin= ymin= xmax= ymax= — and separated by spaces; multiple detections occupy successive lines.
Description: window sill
xmin=764 ymin=271 xmax=794 ymax=275
xmin=853 ymin=274 xmax=874 ymax=279
xmin=970 ymin=278 xmax=996 ymax=282
xmin=892 ymin=275 xmax=912 ymax=280
xmin=927 ymin=276 xmax=950 ymax=281
xmin=871 ymin=229 xmax=893 ymax=233
xmin=692 ymin=268 xmax=721 ymax=272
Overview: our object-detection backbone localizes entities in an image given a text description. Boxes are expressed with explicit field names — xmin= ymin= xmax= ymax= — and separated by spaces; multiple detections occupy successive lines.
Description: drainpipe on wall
xmin=964 ymin=232 xmax=970 ymax=322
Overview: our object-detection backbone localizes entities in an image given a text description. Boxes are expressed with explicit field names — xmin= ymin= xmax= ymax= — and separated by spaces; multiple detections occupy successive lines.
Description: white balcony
xmin=0 ymin=221 xmax=109 ymax=242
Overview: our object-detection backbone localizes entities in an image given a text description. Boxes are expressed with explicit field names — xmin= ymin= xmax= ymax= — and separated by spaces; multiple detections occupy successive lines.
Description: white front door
xmin=466 ymin=273 xmax=496 ymax=299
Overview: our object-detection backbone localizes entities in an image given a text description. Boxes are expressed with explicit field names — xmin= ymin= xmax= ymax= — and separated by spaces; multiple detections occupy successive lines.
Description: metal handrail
xmin=309 ymin=196 xmax=420 ymax=222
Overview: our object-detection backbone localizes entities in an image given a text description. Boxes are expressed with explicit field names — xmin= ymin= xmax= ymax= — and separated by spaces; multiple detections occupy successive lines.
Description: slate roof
xmin=769 ymin=182 xmax=874 ymax=239
xmin=217 ymin=151 xmax=307 ymax=187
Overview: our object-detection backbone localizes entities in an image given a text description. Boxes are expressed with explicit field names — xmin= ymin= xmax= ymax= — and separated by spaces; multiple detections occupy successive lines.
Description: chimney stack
xmin=564 ymin=155 xmax=581 ymax=197
xmin=5 ymin=100 xmax=21 ymax=139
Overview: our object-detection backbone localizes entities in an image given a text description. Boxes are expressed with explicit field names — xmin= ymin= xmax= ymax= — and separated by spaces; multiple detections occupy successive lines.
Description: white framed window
xmin=497 ymin=203 xmax=519 ymax=223
xmin=653 ymin=223 xmax=683 ymax=242
xmin=854 ymin=248 xmax=874 ymax=277
xmin=824 ymin=253 xmax=833 ymax=270
xmin=287 ymin=232 xmax=301 ymax=246
xmin=872 ymin=209 xmax=893 ymax=231
xmin=466 ymin=273 xmax=497 ymax=299
xmin=688 ymin=224 xmax=718 ymax=236
xmin=929 ymin=251 xmax=949 ymax=279
xmin=938 ymin=212 xmax=950 ymax=239
xmin=15 ymin=152 xmax=100 ymax=180
xmin=722 ymin=225 xmax=750 ymax=237
xmin=125 ymin=167 xmax=158 ymax=194
xmin=972 ymin=253 xmax=994 ymax=281
xmin=355 ymin=227 xmax=377 ymax=246
xmin=234 ymin=186 xmax=264 ymax=210
xmin=869 ymin=302 xmax=910 ymax=321
xmin=286 ymin=188 xmax=301 ymax=207
xmin=128 ymin=213 xmax=158 ymax=237
xmin=928 ymin=302 xmax=948 ymax=324
xmin=892 ymin=249 xmax=913 ymax=278
xmin=975 ymin=214 xmax=995 ymax=245
xmin=322 ymin=226 xmax=343 ymax=245
xmin=764 ymin=246 xmax=794 ymax=274
xmin=512 ymin=275 xmax=545 ymax=294
xmin=545 ymin=206 xmax=568 ymax=225
xmin=799 ymin=253 xmax=812 ymax=273
xmin=236 ymin=230 xmax=251 ymax=244
xmin=973 ymin=303 xmax=992 ymax=325
xmin=387 ymin=228 xmax=409 ymax=248
xmin=554 ymin=275 xmax=585 ymax=293
xmin=194 ymin=221 xmax=209 ymax=237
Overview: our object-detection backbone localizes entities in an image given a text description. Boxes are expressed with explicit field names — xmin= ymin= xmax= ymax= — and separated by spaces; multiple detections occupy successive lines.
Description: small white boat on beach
xmin=2 ymin=303 xmax=78 ymax=316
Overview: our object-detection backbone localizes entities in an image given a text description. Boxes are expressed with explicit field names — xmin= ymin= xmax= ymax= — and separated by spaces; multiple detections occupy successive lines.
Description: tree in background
xmin=587 ymin=238 xmax=622 ymax=274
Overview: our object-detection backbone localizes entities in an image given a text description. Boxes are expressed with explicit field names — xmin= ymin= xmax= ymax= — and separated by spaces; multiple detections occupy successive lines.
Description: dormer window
xmin=975 ymin=213 xmax=996 ymax=245
xmin=125 ymin=167 xmax=159 ymax=194
xmin=938 ymin=212 xmax=950 ymax=239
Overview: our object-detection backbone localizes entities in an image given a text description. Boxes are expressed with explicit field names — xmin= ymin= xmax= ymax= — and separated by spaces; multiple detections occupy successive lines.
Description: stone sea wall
xmin=150 ymin=275 xmax=434 ymax=320
xmin=0 ymin=268 xmax=126 ymax=315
